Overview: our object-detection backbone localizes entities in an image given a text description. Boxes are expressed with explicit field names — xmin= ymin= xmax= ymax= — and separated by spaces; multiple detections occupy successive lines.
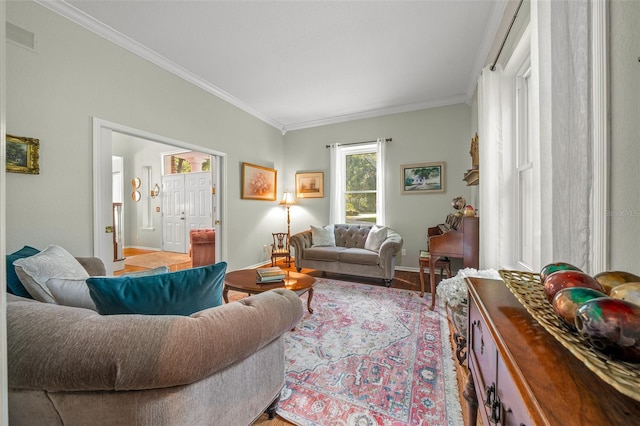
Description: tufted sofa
xmin=290 ymin=224 xmax=403 ymax=285
xmin=7 ymin=257 xmax=304 ymax=426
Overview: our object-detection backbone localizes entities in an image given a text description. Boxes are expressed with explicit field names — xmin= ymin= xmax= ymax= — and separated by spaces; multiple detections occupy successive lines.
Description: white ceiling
xmin=41 ymin=0 xmax=508 ymax=133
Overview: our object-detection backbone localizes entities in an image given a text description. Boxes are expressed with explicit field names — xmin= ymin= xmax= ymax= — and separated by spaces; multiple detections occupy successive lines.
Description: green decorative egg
xmin=552 ymin=287 xmax=608 ymax=330
xmin=540 ymin=262 xmax=581 ymax=283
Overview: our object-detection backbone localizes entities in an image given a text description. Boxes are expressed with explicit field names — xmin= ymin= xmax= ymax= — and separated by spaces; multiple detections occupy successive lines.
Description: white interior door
xmin=162 ymin=174 xmax=186 ymax=253
xmin=185 ymin=171 xmax=213 ymax=231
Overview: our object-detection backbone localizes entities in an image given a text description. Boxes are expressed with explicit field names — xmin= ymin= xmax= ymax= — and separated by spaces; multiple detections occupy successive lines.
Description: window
xmin=515 ymin=66 xmax=534 ymax=269
xmin=330 ymin=140 xmax=386 ymax=225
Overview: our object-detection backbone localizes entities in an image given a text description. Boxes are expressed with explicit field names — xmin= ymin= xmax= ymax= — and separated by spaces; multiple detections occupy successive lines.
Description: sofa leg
xmin=265 ymin=393 xmax=280 ymax=420
xmin=384 ymin=279 xmax=392 ymax=287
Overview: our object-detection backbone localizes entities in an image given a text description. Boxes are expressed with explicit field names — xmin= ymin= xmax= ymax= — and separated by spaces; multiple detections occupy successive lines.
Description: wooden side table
xmin=418 ymin=251 xmax=451 ymax=299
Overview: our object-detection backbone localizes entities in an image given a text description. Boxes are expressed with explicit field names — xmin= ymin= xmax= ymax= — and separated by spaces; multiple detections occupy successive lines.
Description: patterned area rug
xmin=278 ymin=279 xmax=463 ymax=425
xmin=124 ymin=251 xmax=191 ymax=269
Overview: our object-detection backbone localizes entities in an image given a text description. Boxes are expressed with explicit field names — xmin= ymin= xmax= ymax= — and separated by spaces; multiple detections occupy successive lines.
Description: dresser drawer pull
xmin=489 ymin=398 xmax=501 ymax=424
xmin=484 ymin=383 xmax=495 ymax=407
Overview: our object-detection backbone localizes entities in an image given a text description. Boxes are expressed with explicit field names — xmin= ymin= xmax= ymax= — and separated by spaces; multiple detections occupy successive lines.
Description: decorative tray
xmin=499 ymin=269 xmax=640 ymax=402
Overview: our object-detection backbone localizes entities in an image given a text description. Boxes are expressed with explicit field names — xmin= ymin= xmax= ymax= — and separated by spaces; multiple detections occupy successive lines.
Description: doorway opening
xmin=93 ymin=118 xmax=226 ymax=275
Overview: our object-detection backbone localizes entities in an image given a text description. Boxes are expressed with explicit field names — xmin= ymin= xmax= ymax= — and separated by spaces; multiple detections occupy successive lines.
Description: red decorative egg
xmin=609 ymin=282 xmax=640 ymax=306
xmin=593 ymin=271 xmax=640 ymax=295
xmin=552 ymin=287 xmax=608 ymax=330
xmin=540 ymin=262 xmax=581 ymax=283
xmin=575 ymin=298 xmax=640 ymax=363
xmin=543 ymin=270 xmax=604 ymax=302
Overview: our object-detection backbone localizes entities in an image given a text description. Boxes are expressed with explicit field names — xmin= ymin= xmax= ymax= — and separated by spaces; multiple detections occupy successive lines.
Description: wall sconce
xmin=150 ymin=183 xmax=160 ymax=199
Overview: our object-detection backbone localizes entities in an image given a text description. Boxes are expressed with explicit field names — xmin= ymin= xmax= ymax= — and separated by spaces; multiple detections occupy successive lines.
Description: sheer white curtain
xmin=329 ymin=144 xmax=344 ymax=225
xmin=479 ymin=0 xmax=598 ymax=272
xmin=376 ymin=138 xmax=386 ymax=225
xmin=478 ymin=66 xmax=505 ymax=269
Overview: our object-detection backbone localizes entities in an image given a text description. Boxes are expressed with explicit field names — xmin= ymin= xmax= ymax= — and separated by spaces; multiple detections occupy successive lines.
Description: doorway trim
xmin=92 ymin=117 xmax=227 ymax=274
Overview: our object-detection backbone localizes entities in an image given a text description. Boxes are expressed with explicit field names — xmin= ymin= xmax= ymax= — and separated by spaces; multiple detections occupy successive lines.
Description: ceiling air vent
xmin=6 ymin=22 xmax=38 ymax=52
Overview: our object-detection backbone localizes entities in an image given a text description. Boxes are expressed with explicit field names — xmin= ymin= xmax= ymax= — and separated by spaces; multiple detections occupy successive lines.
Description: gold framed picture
xmin=295 ymin=172 xmax=324 ymax=198
xmin=6 ymin=134 xmax=40 ymax=174
xmin=401 ymin=162 xmax=445 ymax=194
xmin=241 ymin=162 xmax=277 ymax=201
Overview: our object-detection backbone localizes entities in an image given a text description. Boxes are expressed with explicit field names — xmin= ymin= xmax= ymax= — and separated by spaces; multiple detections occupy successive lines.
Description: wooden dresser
xmin=465 ymin=277 xmax=640 ymax=425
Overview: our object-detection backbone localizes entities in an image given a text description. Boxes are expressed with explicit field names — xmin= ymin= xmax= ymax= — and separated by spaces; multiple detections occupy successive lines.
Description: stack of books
xmin=256 ymin=266 xmax=286 ymax=283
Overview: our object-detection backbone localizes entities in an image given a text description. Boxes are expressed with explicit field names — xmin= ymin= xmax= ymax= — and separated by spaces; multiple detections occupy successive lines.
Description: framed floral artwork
xmin=241 ymin=162 xmax=277 ymax=201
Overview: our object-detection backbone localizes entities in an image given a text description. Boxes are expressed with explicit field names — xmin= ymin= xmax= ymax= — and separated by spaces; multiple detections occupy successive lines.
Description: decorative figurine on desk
xmin=463 ymin=205 xmax=476 ymax=217
xmin=451 ymin=196 xmax=466 ymax=217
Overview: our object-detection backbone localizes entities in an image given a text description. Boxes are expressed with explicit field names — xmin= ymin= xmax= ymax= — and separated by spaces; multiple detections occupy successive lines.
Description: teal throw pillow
xmin=86 ymin=262 xmax=227 ymax=316
xmin=6 ymin=246 xmax=40 ymax=298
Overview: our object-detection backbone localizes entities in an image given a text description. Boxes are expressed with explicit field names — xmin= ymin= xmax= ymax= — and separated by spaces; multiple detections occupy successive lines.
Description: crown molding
xmin=283 ymin=95 xmax=469 ymax=133
xmin=36 ymin=0 xmax=285 ymax=131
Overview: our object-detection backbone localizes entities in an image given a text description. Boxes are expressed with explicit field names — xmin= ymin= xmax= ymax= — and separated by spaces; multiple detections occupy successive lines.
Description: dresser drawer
xmin=468 ymin=295 xmax=498 ymax=424
xmin=497 ymin=351 xmax=533 ymax=426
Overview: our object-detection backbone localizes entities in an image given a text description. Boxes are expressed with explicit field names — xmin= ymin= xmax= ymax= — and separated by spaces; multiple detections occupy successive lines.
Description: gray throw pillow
xmin=311 ymin=225 xmax=336 ymax=247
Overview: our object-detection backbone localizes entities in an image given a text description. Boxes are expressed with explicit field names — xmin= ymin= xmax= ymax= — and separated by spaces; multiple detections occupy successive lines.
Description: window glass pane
xmin=345 ymin=193 xmax=376 ymax=224
xmin=346 ymin=153 xmax=376 ymax=191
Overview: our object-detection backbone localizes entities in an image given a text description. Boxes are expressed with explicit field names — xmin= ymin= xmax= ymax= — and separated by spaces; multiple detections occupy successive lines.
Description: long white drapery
xmin=328 ymin=144 xmax=344 ymax=225
xmin=479 ymin=0 xmax=600 ymax=273
xmin=376 ymin=137 xmax=386 ymax=226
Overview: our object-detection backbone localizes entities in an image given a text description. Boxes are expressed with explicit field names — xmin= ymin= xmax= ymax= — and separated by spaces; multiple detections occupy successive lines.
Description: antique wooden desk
xmin=465 ymin=277 xmax=640 ymax=425
xmin=427 ymin=215 xmax=479 ymax=309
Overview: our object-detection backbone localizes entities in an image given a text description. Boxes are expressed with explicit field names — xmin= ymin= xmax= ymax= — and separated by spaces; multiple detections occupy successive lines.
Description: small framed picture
xmin=6 ymin=134 xmax=40 ymax=174
xmin=295 ymin=172 xmax=324 ymax=198
xmin=241 ymin=162 xmax=277 ymax=201
xmin=401 ymin=162 xmax=445 ymax=194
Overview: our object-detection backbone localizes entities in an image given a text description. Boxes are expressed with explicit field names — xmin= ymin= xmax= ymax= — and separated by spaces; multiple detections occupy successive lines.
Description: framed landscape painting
xmin=241 ymin=162 xmax=277 ymax=201
xmin=401 ymin=162 xmax=445 ymax=194
xmin=6 ymin=134 xmax=40 ymax=174
xmin=295 ymin=172 xmax=324 ymax=198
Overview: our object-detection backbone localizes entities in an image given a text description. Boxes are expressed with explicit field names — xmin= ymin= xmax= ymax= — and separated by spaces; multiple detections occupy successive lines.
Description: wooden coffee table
xmin=223 ymin=269 xmax=315 ymax=314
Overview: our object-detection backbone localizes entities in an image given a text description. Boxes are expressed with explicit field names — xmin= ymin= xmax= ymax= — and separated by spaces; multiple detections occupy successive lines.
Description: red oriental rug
xmin=277 ymin=279 xmax=463 ymax=425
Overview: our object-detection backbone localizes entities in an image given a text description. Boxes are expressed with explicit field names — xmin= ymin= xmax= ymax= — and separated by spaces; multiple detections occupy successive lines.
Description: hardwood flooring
xmin=118 ymin=248 xmax=444 ymax=425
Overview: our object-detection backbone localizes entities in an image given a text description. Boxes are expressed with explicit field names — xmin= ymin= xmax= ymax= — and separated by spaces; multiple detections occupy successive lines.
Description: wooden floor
xmin=118 ymin=248 xmax=446 ymax=425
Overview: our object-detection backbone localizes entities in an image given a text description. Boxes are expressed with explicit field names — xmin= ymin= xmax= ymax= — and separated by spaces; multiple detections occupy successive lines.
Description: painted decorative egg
xmin=552 ymin=287 xmax=608 ymax=330
xmin=543 ymin=270 xmax=604 ymax=302
xmin=540 ymin=262 xmax=581 ymax=283
xmin=575 ymin=298 xmax=640 ymax=363
xmin=593 ymin=271 xmax=640 ymax=295
xmin=609 ymin=282 xmax=640 ymax=306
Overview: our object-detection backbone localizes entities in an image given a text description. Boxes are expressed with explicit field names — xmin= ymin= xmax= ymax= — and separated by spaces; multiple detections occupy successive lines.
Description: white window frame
xmin=331 ymin=141 xmax=386 ymax=225
xmin=501 ymin=24 xmax=540 ymax=271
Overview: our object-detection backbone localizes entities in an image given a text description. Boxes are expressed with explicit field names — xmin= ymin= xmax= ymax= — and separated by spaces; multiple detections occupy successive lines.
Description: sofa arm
xmin=290 ymin=230 xmax=313 ymax=260
xmin=379 ymin=230 xmax=403 ymax=269
xmin=7 ymin=289 xmax=303 ymax=392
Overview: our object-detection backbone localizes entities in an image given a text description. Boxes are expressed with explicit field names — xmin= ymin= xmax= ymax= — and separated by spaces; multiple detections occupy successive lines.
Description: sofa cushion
xmin=311 ymin=225 xmax=336 ymax=247
xmin=45 ymin=266 xmax=171 ymax=311
xmin=364 ymin=225 xmax=388 ymax=252
xmin=13 ymin=245 xmax=90 ymax=303
xmin=304 ymin=246 xmax=345 ymax=262
xmin=6 ymin=245 xmax=40 ymax=298
xmin=86 ymin=262 xmax=227 ymax=315
xmin=338 ymin=248 xmax=380 ymax=266
xmin=46 ymin=278 xmax=98 ymax=310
